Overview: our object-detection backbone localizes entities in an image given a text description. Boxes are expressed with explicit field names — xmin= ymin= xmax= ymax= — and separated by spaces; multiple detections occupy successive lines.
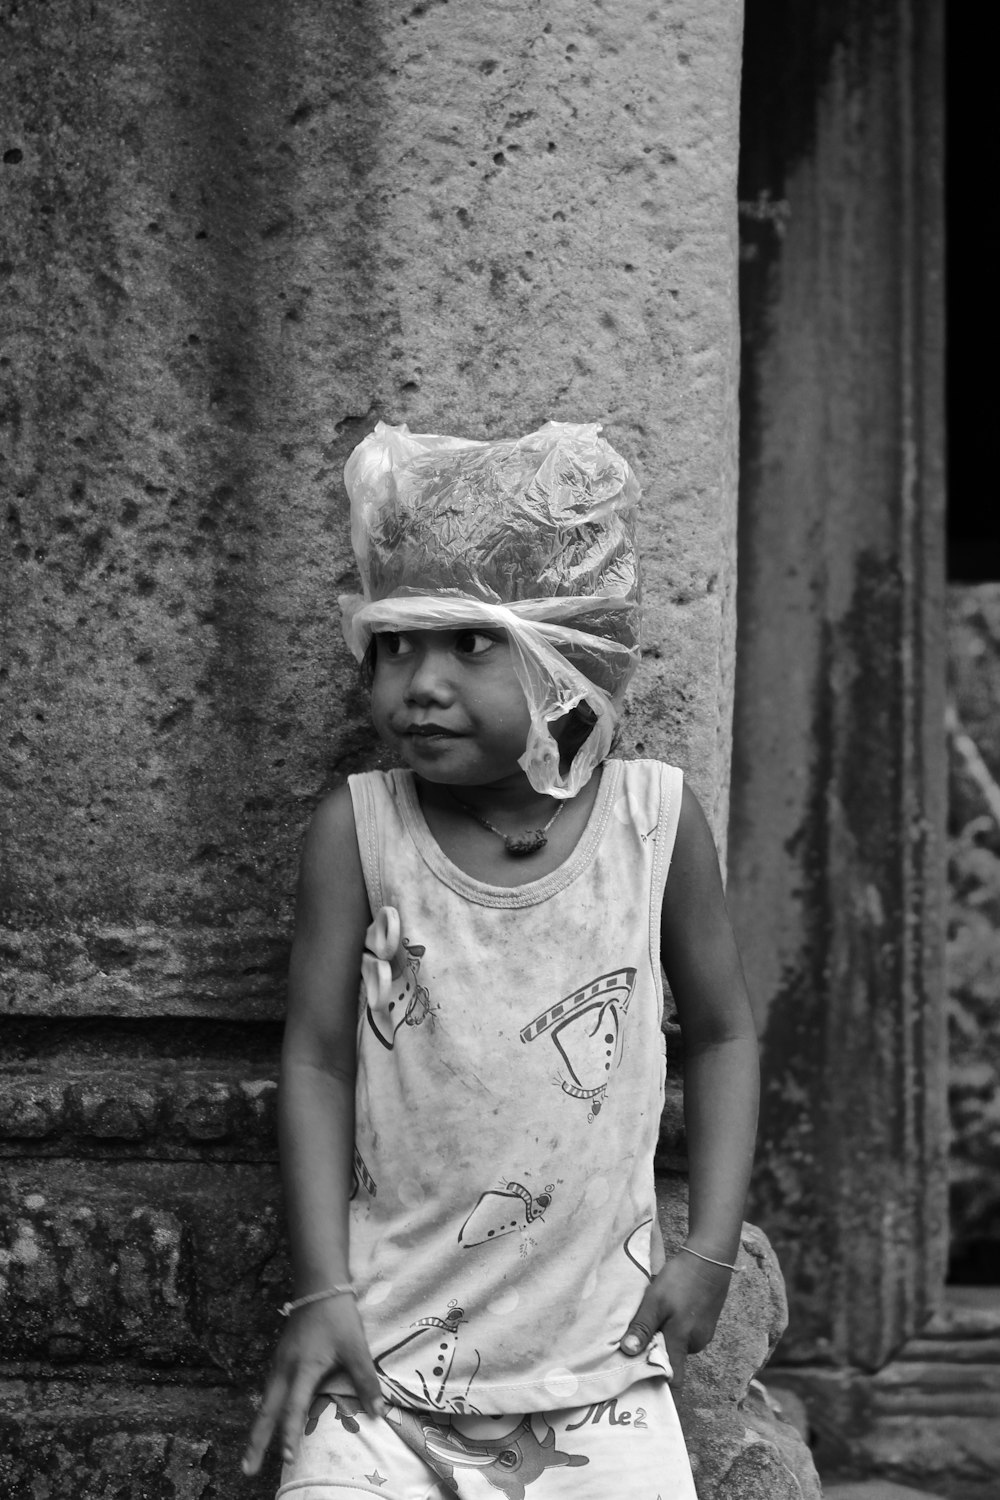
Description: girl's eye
xmin=454 ymin=630 xmax=496 ymax=656
xmin=378 ymin=632 xmax=415 ymax=658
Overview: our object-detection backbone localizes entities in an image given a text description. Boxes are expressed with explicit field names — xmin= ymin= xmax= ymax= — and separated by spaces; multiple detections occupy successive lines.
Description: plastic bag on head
xmin=339 ymin=420 xmax=643 ymax=797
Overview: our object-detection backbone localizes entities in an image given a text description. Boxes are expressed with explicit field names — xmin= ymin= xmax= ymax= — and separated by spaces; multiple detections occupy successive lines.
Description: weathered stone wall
xmin=1 ymin=0 xmax=741 ymax=951
xmin=731 ymin=0 xmax=947 ymax=1372
xmin=0 ymin=3 xmax=814 ymax=1496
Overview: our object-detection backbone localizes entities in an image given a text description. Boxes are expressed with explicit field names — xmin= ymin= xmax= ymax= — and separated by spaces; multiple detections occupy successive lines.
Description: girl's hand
xmin=618 ymin=1251 xmax=734 ymax=1391
xmin=242 ymin=1295 xmax=386 ymax=1477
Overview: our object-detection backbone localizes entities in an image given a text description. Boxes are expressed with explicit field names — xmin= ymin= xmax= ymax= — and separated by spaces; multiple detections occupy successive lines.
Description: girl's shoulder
xmin=302 ymin=782 xmax=362 ymax=864
xmin=342 ymin=767 xmax=414 ymax=831
xmin=612 ymin=755 xmax=683 ymax=777
xmin=308 ymin=771 xmax=415 ymax=859
xmin=294 ymin=784 xmax=372 ymax=935
xmin=611 ymin=756 xmax=685 ymax=813
xmin=344 ymin=766 xmax=412 ymax=799
xmin=661 ymin=777 xmax=727 ymax=900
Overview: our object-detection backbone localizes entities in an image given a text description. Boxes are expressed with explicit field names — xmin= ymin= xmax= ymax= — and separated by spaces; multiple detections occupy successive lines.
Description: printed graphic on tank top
xmin=343 ymin=759 xmax=683 ymax=1416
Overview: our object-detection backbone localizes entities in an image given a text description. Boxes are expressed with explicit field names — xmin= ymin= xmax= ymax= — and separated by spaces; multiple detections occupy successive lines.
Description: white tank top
xmin=346 ymin=758 xmax=683 ymax=1415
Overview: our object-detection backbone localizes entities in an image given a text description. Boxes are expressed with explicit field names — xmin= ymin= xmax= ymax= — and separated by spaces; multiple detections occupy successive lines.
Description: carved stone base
xmin=769 ymin=1289 xmax=1000 ymax=1500
xmin=659 ymin=1182 xmax=823 ymax=1500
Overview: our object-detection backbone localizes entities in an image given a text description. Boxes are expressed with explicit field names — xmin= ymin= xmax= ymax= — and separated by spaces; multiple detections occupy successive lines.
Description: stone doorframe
xmin=2 ymin=4 xmax=821 ymax=1496
xmin=728 ymin=0 xmax=975 ymax=1483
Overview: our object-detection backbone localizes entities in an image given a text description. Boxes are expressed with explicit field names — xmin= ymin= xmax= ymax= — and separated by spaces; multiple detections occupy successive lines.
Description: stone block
xmin=68 ymin=1077 xmax=160 ymax=1140
xmin=657 ymin=1181 xmax=822 ymax=1498
xmin=0 ymin=922 xmax=287 ymax=1021
xmin=774 ymin=1330 xmax=1000 ymax=1500
xmin=0 ymin=1165 xmax=287 ymax=1373
xmin=0 ymin=1076 xmax=66 ymax=1138
xmin=0 ymin=1065 xmax=279 ymax=1158
xmin=0 ymin=1380 xmax=279 ymax=1500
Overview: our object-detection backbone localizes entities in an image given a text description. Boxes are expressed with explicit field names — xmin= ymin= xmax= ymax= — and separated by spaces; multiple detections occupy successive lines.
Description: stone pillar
xmin=731 ymin=0 xmax=947 ymax=1383
xmin=1 ymin=2 xmax=812 ymax=1493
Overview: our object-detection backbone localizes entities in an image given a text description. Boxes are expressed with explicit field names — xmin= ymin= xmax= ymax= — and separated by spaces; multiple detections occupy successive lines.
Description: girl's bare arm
xmin=621 ymin=781 xmax=759 ymax=1388
xmin=243 ymin=786 xmax=384 ymax=1476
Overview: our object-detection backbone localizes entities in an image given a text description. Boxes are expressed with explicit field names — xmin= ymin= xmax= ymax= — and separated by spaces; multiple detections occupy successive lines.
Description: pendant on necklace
xmin=503 ymin=829 xmax=549 ymax=856
xmin=449 ymin=792 xmax=566 ymax=855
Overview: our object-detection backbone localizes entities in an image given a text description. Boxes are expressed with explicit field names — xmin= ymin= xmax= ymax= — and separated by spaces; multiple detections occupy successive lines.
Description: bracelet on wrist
xmin=679 ymin=1244 xmax=742 ymax=1274
xmin=279 ymin=1283 xmax=356 ymax=1317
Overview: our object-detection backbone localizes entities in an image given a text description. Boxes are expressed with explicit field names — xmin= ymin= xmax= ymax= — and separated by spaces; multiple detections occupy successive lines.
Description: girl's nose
xmin=403 ymin=646 xmax=454 ymax=704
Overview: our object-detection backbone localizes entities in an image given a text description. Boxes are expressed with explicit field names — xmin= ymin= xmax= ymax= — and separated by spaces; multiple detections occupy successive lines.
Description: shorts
xmin=276 ymin=1375 xmax=696 ymax=1500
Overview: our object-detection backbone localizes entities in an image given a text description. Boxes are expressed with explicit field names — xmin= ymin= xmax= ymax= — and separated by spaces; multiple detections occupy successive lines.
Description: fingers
xmin=663 ymin=1325 xmax=688 ymax=1391
xmin=242 ymin=1305 xmax=388 ymax=1478
xmin=281 ymin=1365 xmax=325 ymax=1470
xmin=242 ymin=1367 xmax=288 ymax=1477
xmin=354 ymin=1366 xmax=387 ymax=1421
xmin=242 ymin=1350 xmax=386 ymax=1477
xmin=620 ymin=1275 xmax=668 ymax=1356
xmin=621 ymin=1310 xmax=690 ymax=1389
xmin=339 ymin=1329 xmax=387 ymax=1421
xmin=620 ymin=1279 xmax=693 ymax=1391
xmin=620 ymin=1322 xmax=651 ymax=1355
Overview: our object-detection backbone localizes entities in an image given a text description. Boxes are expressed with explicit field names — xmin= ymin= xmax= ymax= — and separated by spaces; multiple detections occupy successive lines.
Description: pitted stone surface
xmin=0 ymin=1067 xmax=279 ymax=1156
xmin=2 ymin=0 xmax=748 ymax=1494
xmin=0 ymin=922 xmax=287 ymax=1019
xmin=0 ymin=1166 xmax=286 ymax=1372
xmin=2 ymin=0 xmax=741 ymax=941
xmin=0 ymin=1380 xmax=280 ymax=1500
xmin=772 ymin=1289 xmax=1000 ymax=1500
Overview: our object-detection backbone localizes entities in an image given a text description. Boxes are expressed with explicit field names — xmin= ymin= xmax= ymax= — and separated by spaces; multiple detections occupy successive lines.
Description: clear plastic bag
xmin=339 ymin=421 xmax=642 ymax=797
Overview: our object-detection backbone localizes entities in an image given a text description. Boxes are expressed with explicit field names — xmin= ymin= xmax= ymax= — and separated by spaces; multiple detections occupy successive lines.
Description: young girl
xmin=242 ymin=422 xmax=759 ymax=1499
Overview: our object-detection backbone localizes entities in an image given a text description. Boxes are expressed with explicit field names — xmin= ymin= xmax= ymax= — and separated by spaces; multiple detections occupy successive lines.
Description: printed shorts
xmin=275 ymin=1375 xmax=696 ymax=1500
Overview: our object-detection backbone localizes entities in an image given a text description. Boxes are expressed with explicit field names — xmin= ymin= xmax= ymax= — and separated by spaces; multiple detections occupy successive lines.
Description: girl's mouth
xmin=404 ymin=723 xmax=461 ymax=738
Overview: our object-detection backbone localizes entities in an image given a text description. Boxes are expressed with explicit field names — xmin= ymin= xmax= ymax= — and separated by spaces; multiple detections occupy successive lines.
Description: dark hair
xmin=360 ymin=636 xmax=378 ymax=689
xmin=556 ymin=701 xmax=622 ymax=765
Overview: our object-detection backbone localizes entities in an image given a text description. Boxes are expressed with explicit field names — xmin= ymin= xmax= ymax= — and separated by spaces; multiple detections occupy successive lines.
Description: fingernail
xmin=374 ymin=1398 xmax=387 ymax=1419
xmin=240 ymin=1457 xmax=252 ymax=1476
xmin=622 ymin=1335 xmax=641 ymax=1354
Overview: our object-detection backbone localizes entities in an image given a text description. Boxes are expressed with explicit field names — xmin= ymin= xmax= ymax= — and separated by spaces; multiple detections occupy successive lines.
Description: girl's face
xmin=370 ymin=627 xmax=533 ymax=788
